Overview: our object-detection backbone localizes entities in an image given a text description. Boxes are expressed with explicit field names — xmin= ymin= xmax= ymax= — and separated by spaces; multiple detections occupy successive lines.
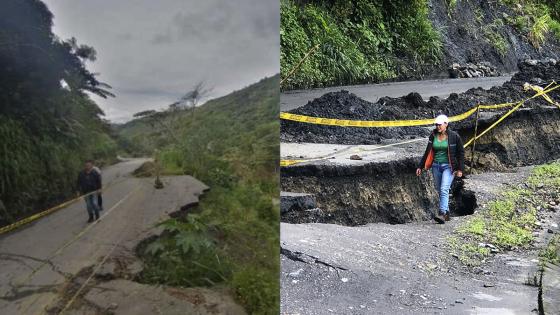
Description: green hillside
xmin=0 ymin=0 xmax=119 ymax=225
xmin=119 ymin=75 xmax=280 ymax=314
xmin=281 ymin=0 xmax=560 ymax=90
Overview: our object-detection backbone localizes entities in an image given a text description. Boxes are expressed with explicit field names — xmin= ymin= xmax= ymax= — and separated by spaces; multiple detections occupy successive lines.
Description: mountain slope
xmin=118 ymin=75 xmax=280 ymax=314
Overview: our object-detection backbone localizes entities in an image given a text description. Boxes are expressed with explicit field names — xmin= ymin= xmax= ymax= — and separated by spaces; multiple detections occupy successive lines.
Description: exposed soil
xmin=281 ymin=60 xmax=560 ymax=144
xmin=428 ymin=0 xmax=560 ymax=77
xmin=281 ymin=165 xmax=560 ymax=314
xmin=281 ymin=106 xmax=560 ymax=226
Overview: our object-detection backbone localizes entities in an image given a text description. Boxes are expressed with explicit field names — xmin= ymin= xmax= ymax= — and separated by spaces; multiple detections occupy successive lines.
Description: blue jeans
xmin=84 ymin=194 xmax=100 ymax=218
xmin=431 ymin=162 xmax=455 ymax=214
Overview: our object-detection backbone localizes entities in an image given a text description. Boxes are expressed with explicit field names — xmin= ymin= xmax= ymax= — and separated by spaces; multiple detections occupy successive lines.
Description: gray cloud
xmin=43 ymin=0 xmax=279 ymax=123
xmin=116 ymin=33 xmax=134 ymax=41
xmin=150 ymin=30 xmax=174 ymax=45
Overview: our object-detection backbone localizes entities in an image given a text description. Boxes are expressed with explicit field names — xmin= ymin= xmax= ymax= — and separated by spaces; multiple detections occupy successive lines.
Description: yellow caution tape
xmin=280 ymin=101 xmax=521 ymax=128
xmin=478 ymin=102 xmax=517 ymax=109
xmin=463 ymin=101 xmax=524 ymax=148
xmin=281 ymin=83 xmax=560 ymax=166
xmin=0 ymin=190 xmax=99 ymax=235
xmin=0 ymin=166 xmax=159 ymax=235
xmin=464 ymin=83 xmax=560 ymax=148
xmin=280 ymin=108 xmax=478 ymax=127
xmin=524 ymin=81 xmax=560 ymax=108
xmin=280 ymin=138 xmax=426 ymax=167
xmin=280 ymin=160 xmax=305 ymax=167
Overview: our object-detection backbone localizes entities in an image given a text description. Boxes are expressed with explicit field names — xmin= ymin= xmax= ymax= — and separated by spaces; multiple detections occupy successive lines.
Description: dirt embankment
xmin=281 ymin=59 xmax=560 ymax=144
xmin=281 ymin=61 xmax=560 ymax=226
xmin=429 ymin=0 xmax=560 ymax=77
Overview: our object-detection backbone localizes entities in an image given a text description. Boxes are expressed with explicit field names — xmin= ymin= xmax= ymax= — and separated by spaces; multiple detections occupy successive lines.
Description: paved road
xmin=0 ymin=159 xmax=210 ymax=314
xmin=281 ymin=76 xmax=513 ymax=111
xmin=281 ymin=168 xmax=553 ymax=315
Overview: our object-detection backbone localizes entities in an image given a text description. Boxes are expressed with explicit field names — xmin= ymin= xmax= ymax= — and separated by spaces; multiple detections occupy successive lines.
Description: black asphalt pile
xmin=281 ymin=59 xmax=560 ymax=144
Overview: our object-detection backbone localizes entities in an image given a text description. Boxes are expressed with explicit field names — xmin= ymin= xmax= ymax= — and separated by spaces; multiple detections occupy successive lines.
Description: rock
xmin=280 ymin=192 xmax=317 ymax=215
xmin=525 ymin=59 xmax=539 ymax=66
xmin=289 ymin=268 xmax=304 ymax=278
xmin=483 ymin=283 xmax=495 ymax=288
xmin=455 ymin=300 xmax=464 ymax=304
xmin=548 ymin=228 xmax=554 ymax=233
xmin=96 ymin=261 xmax=117 ymax=280
xmin=449 ymin=68 xmax=461 ymax=79
xmin=545 ymin=58 xmax=557 ymax=65
xmin=478 ymin=242 xmax=496 ymax=249
xmin=350 ymin=154 xmax=362 ymax=160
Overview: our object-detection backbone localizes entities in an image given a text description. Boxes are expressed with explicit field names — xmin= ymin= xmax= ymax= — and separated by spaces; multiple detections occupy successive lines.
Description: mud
xmin=281 ymin=155 xmax=481 ymax=225
xmin=281 ymin=60 xmax=560 ymax=144
xmin=282 ymin=104 xmax=560 ymax=226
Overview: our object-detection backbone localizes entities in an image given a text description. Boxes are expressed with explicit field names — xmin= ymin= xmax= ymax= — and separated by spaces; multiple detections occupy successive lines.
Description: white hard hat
xmin=435 ymin=114 xmax=449 ymax=125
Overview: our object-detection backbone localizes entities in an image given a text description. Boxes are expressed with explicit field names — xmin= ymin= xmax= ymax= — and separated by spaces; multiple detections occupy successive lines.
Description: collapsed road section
xmin=280 ymin=60 xmax=560 ymax=314
xmin=281 ymin=59 xmax=560 ymax=145
xmin=280 ymin=60 xmax=560 ymax=225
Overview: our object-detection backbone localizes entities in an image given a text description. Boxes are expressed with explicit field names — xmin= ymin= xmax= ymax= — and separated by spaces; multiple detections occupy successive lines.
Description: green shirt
xmin=433 ymin=136 xmax=449 ymax=163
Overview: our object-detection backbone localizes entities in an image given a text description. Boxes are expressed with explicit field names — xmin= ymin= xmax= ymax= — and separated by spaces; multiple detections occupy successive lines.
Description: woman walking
xmin=416 ymin=115 xmax=465 ymax=224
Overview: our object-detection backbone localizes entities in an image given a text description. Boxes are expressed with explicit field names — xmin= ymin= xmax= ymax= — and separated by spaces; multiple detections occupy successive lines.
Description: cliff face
xmin=429 ymin=0 xmax=560 ymax=77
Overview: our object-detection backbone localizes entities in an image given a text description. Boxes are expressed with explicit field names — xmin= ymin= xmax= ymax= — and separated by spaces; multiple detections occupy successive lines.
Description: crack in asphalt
xmin=281 ymin=247 xmax=348 ymax=272
xmin=0 ymin=252 xmax=72 ymax=283
xmin=0 ymin=283 xmax=60 ymax=302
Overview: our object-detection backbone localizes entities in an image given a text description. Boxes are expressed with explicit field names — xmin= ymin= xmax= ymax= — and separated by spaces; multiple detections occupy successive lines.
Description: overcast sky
xmin=42 ymin=0 xmax=279 ymax=123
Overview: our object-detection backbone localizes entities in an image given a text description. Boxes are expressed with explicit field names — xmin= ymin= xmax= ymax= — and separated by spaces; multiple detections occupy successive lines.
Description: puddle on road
xmin=469 ymin=307 xmax=516 ymax=315
xmin=472 ymin=292 xmax=503 ymax=302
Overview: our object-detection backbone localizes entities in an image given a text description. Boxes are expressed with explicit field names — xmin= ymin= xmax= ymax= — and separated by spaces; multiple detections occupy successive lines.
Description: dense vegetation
xmin=121 ymin=76 xmax=280 ymax=314
xmin=449 ymin=161 xmax=560 ymax=267
xmin=497 ymin=0 xmax=560 ymax=48
xmin=0 ymin=0 xmax=119 ymax=225
xmin=280 ymin=0 xmax=443 ymax=89
xmin=281 ymin=0 xmax=560 ymax=90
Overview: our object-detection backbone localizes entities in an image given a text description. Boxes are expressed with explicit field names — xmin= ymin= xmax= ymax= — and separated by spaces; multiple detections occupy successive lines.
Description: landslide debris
xmin=281 ymin=59 xmax=560 ymax=144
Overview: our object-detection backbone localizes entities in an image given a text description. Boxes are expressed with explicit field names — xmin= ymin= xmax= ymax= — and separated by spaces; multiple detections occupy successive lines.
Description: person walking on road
xmin=77 ymin=160 xmax=102 ymax=223
xmin=92 ymin=164 xmax=103 ymax=211
xmin=416 ymin=115 xmax=465 ymax=224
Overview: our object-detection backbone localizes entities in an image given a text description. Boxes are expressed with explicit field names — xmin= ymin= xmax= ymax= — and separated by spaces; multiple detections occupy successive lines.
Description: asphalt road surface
xmin=281 ymin=76 xmax=513 ymax=111
xmin=0 ymin=159 xmax=210 ymax=314
xmin=280 ymin=167 xmax=557 ymax=315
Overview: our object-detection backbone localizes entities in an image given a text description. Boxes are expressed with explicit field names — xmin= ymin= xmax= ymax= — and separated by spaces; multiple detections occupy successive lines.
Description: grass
xmin=127 ymin=76 xmax=280 ymax=314
xmin=280 ymin=0 xmax=442 ymax=89
xmin=450 ymin=161 xmax=560 ymax=267
xmin=483 ymin=20 xmax=509 ymax=58
xmin=539 ymin=234 xmax=560 ymax=266
xmin=0 ymin=108 xmax=119 ymax=226
xmin=529 ymin=14 xmax=551 ymax=49
xmin=502 ymin=0 xmax=560 ymax=44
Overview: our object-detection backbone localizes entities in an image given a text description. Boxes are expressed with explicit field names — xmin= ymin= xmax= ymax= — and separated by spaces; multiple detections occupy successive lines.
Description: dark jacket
xmin=418 ymin=129 xmax=465 ymax=172
xmin=77 ymin=169 xmax=101 ymax=194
